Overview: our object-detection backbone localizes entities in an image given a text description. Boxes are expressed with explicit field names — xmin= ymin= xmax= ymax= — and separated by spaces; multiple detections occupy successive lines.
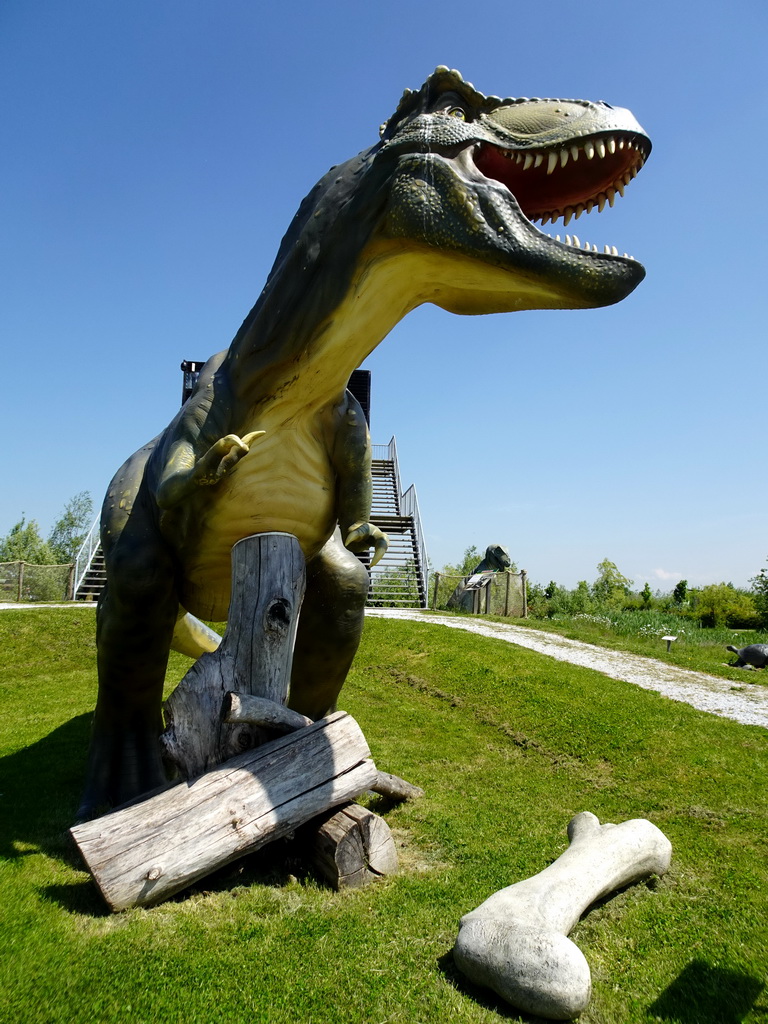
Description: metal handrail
xmin=401 ymin=483 xmax=429 ymax=605
xmin=73 ymin=514 xmax=101 ymax=598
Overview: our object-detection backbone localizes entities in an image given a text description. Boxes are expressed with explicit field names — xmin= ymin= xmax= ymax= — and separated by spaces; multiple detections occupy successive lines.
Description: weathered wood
xmin=223 ymin=691 xmax=313 ymax=732
xmin=71 ymin=711 xmax=376 ymax=911
xmin=309 ymin=802 xmax=398 ymax=889
xmin=162 ymin=533 xmax=306 ymax=778
xmin=371 ymin=770 xmax=425 ymax=802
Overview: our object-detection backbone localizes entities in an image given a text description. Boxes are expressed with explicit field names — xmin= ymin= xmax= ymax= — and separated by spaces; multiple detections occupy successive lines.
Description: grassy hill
xmin=2 ymin=608 xmax=766 ymax=1023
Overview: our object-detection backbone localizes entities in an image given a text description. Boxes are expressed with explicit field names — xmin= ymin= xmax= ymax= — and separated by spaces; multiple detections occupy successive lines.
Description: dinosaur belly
xmin=177 ymin=426 xmax=337 ymax=620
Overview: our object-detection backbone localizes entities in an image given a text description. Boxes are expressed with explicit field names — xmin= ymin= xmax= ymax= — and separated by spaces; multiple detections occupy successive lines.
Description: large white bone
xmin=454 ymin=811 xmax=672 ymax=1020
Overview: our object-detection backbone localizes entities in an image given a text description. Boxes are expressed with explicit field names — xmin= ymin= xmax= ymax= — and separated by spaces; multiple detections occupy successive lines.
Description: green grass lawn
xmin=2 ymin=609 xmax=767 ymax=1023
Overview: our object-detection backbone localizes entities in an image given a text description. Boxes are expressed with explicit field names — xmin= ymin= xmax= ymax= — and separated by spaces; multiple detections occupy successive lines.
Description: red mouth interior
xmin=474 ymin=139 xmax=642 ymax=219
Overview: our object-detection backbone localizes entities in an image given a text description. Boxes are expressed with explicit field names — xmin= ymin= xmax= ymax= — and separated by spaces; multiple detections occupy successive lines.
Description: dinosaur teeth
xmin=545 ymin=232 xmax=628 ymax=259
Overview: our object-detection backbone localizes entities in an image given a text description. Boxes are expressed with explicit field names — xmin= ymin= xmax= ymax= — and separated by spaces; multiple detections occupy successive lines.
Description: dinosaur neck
xmin=223 ymin=237 xmax=439 ymax=417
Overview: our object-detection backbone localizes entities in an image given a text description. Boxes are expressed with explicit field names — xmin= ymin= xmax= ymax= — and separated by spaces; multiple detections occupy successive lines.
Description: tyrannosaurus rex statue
xmin=79 ymin=67 xmax=651 ymax=817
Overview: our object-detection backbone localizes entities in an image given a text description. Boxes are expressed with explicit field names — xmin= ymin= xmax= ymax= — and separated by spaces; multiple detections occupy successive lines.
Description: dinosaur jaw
xmin=382 ymin=141 xmax=647 ymax=314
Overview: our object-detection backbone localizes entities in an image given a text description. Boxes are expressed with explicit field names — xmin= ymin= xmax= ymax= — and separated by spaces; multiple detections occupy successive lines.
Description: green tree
xmin=641 ymin=581 xmax=653 ymax=608
xmin=48 ymin=491 xmax=94 ymax=563
xmin=592 ymin=558 xmax=633 ymax=605
xmin=749 ymin=560 xmax=768 ymax=628
xmin=673 ymin=579 xmax=688 ymax=605
xmin=0 ymin=516 xmax=55 ymax=564
xmin=696 ymin=583 xmax=758 ymax=628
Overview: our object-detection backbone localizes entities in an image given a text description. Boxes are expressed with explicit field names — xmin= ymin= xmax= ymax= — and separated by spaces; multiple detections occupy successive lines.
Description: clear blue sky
xmin=2 ymin=0 xmax=766 ymax=589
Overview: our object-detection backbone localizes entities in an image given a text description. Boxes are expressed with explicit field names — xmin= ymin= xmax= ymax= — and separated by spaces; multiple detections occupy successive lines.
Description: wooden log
xmin=70 ymin=711 xmax=376 ymax=911
xmin=371 ymin=770 xmax=425 ymax=802
xmin=310 ymin=802 xmax=398 ymax=889
xmin=223 ymin=692 xmax=313 ymax=733
xmin=162 ymin=532 xmax=306 ymax=778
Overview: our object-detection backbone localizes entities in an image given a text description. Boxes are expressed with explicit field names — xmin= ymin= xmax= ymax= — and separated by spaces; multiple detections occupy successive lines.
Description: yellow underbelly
xmin=178 ymin=424 xmax=337 ymax=619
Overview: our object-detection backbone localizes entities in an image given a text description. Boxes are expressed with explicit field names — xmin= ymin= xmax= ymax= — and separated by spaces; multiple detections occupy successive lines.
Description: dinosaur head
xmin=377 ymin=67 xmax=651 ymax=313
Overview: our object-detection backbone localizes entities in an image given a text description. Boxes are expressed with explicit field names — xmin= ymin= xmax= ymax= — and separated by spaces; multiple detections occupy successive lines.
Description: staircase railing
xmin=73 ymin=515 xmax=101 ymax=598
xmin=400 ymin=483 xmax=428 ymax=603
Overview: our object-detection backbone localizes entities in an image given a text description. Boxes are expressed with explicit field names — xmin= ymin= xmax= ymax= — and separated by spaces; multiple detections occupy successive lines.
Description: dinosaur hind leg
xmin=287 ymin=529 xmax=369 ymax=721
xmin=77 ymin=532 xmax=179 ymax=820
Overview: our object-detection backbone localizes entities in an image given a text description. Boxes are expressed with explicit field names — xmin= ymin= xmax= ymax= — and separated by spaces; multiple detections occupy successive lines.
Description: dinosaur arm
xmin=330 ymin=394 xmax=388 ymax=567
xmin=156 ymin=431 xmax=265 ymax=510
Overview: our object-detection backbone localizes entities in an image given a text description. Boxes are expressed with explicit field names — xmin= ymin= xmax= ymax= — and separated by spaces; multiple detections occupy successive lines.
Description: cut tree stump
xmin=70 ymin=711 xmax=376 ymax=910
xmin=162 ymin=532 xmax=306 ymax=778
xmin=309 ymin=802 xmax=399 ymax=889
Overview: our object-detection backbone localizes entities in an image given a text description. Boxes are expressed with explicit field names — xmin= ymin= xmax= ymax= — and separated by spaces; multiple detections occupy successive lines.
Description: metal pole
xmin=432 ymin=572 xmax=440 ymax=610
xmin=521 ymin=569 xmax=528 ymax=618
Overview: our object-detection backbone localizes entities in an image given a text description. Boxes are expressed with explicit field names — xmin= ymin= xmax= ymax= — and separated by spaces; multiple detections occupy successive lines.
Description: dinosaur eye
xmin=447 ymin=107 xmax=466 ymax=120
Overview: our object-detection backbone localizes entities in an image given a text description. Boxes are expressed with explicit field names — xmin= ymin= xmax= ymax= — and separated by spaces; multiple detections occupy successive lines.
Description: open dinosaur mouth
xmin=474 ymin=131 xmax=649 ymax=231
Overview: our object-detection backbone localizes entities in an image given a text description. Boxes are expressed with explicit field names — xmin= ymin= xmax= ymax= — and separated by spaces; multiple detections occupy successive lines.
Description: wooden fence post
xmin=432 ymin=572 xmax=440 ymax=610
xmin=521 ymin=569 xmax=528 ymax=618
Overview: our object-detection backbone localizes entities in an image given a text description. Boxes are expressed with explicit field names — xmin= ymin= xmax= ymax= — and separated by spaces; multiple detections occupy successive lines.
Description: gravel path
xmin=366 ymin=608 xmax=768 ymax=729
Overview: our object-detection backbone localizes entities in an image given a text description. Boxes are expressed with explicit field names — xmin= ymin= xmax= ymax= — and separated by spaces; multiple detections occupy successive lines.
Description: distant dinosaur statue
xmin=448 ymin=544 xmax=513 ymax=611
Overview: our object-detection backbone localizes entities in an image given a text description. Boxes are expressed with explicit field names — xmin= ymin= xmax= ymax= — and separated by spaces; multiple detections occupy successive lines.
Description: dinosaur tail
xmin=171 ymin=611 xmax=222 ymax=659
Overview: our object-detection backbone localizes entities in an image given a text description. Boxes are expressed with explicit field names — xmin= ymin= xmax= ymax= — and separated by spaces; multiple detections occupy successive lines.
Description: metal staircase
xmin=365 ymin=437 xmax=428 ymax=608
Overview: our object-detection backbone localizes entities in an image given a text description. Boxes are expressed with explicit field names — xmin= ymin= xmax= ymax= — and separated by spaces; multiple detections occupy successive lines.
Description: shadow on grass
xmin=437 ymin=950 xmax=553 ymax=1024
xmin=648 ymin=960 xmax=765 ymax=1023
xmin=1 ymin=712 xmax=335 ymax=916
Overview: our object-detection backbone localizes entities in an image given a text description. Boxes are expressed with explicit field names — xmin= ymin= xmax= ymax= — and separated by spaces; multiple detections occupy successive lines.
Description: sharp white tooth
xmin=565 ymin=234 xmax=572 ymax=245
xmin=563 ymin=207 xmax=574 ymax=226
xmin=596 ymin=139 xmax=606 ymax=159
xmin=571 ymin=234 xmax=580 ymax=248
xmin=623 ymin=171 xmax=632 ymax=185
xmin=574 ymin=204 xmax=584 ymax=219
xmin=541 ymin=213 xmax=550 ymax=225
xmin=607 ymin=137 xmax=616 ymax=154
xmin=611 ymin=246 xmax=619 ymax=256
xmin=586 ymin=200 xmax=594 ymax=214
xmin=523 ymin=153 xmax=534 ymax=170
xmin=555 ymin=234 xmax=561 ymax=241
xmin=584 ymin=141 xmax=595 ymax=159
xmin=515 ymin=152 xmax=524 ymax=164
xmin=560 ymin=148 xmax=569 ymax=168
xmin=592 ymin=244 xmax=598 ymax=252
xmin=616 ymin=180 xmax=625 ymax=197
xmin=607 ymin=188 xmax=616 ymax=207
xmin=604 ymin=244 xmax=611 ymax=254
xmin=630 ymin=164 xmax=639 ymax=179
xmin=571 ymin=145 xmax=580 ymax=161
xmin=550 ymin=210 xmax=561 ymax=224
xmin=618 ymin=138 xmax=625 ymax=150
xmin=534 ymin=152 xmax=544 ymax=167
xmin=597 ymin=194 xmax=607 ymax=213
xmin=623 ymin=252 xmax=629 ymax=258
xmin=547 ymin=151 xmax=558 ymax=174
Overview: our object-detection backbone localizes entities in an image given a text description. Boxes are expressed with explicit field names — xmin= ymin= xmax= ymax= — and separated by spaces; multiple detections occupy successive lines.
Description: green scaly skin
xmin=79 ymin=68 xmax=651 ymax=818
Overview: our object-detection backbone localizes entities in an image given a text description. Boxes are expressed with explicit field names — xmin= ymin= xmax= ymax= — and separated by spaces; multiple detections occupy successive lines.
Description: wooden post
xmin=162 ymin=532 xmax=306 ymax=780
xmin=17 ymin=561 xmax=24 ymax=603
xmin=504 ymin=570 xmax=511 ymax=617
xmin=521 ymin=569 xmax=528 ymax=618
xmin=485 ymin=576 xmax=492 ymax=615
xmin=432 ymin=571 xmax=440 ymax=610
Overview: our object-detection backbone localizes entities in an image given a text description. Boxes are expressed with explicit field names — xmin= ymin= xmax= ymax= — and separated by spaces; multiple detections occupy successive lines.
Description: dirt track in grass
xmin=366 ymin=608 xmax=768 ymax=729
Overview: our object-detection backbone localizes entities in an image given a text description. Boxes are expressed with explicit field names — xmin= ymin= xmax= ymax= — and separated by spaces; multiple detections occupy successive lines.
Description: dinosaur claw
xmin=344 ymin=521 xmax=389 ymax=565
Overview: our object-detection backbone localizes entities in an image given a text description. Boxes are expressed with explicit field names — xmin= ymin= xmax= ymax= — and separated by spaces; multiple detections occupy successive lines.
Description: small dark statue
xmin=448 ymin=544 xmax=512 ymax=611
xmin=79 ymin=67 xmax=651 ymax=818
xmin=726 ymin=643 xmax=768 ymax=669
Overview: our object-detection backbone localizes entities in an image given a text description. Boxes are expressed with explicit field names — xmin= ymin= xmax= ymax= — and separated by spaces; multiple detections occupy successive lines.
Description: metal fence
xmin=0 ymin=561 xmax=74 ymax=603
